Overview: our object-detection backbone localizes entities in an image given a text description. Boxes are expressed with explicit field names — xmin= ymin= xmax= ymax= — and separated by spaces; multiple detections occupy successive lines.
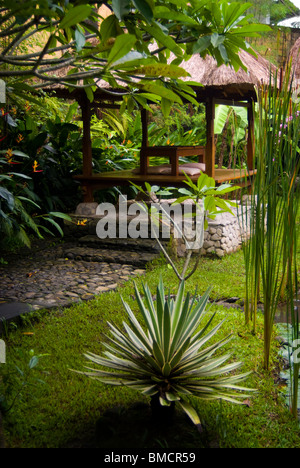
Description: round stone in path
xmin=0 ymin=239 xmax=147 ymax=320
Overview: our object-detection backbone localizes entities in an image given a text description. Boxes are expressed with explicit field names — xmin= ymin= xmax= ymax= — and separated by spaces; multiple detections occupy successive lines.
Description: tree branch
xmin=2 ymin=33 xmax=96 ymax=61
xmin=0 ymin=19 xmax=36 ymax=38
xmin=9 ymin=27 xmax=41 ymax=56
xmin=32 ymin=34 xmax=58 ymax=72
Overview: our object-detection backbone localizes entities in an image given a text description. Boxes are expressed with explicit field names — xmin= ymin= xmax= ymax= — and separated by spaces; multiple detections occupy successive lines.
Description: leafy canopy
xmin=0 ymin=0 xmax=270 ymax=109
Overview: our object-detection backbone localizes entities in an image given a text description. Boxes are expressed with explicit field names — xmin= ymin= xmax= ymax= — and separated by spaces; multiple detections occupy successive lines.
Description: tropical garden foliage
xmin=0 ymin=102 xmax=74 ymax=248
xmin=236 ymin=0 xmax=300 ymax=24
xmin=77 ymin=279 xmax=254 ymax=431
xmin=0 ymin=0 xmax=299 ymax=449
xmin=0 ymin=0 xmax=269 ymax=102
xmin=240 ymin=67 xmax=300 ymax=416
xmin=0 ymin=0 xmax=269 ymax=245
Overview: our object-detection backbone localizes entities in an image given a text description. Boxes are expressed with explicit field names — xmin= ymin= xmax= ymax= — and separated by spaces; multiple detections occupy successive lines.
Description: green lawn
xmin=1 ymin=249 xmax=300 ymax=448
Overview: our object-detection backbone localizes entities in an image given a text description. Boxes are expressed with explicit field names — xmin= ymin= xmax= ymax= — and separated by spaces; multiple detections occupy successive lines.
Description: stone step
xmin=63 ymin=244 xmax=161 ymax=268
xmin=78 ymin=235 xmax=167 ymax=254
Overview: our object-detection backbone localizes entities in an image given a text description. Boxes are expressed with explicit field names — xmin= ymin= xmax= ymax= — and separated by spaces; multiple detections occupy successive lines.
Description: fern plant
xmin=0 ymin=151 xmax=71 ymax=248
xmin=78 ymin=279 xmax=254 ymax=431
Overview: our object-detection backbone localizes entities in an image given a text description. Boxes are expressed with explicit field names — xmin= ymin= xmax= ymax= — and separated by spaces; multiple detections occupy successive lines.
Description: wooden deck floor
xmin=74 ymin=168 xmax=256 ymax=190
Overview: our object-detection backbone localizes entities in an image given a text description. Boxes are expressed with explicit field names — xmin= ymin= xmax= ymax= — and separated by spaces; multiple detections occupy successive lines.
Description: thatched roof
xmin=41 ymin=46 xmax=276 ymax=105
xmin=180 ymin=49 xmax=274 ymax=86
xmin=172 ymin=49 xmax=277 ymax=102
xmin=288 ymin=36 xmax=300 ymax=82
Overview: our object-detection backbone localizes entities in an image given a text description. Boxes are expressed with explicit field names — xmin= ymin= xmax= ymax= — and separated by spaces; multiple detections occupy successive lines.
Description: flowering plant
xmin=0 ymin=105 xmax=72 ymax=248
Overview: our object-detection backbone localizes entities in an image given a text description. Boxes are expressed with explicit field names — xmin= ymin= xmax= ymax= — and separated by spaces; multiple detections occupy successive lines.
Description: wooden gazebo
xmin=42 ymin=49 xmax=275 ymax=202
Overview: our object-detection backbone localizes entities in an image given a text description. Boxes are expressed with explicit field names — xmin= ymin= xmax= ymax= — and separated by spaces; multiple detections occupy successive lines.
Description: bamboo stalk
xmin=242 ymin=64 xmax=299 ymax=386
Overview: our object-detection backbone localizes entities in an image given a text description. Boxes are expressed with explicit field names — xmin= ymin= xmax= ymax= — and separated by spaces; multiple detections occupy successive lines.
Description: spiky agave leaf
xmin=76 ymin=280 xmax=255 ymax=427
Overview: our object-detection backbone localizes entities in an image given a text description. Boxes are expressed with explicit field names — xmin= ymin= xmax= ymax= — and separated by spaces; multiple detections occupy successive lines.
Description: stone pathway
xmin=0 ymin=237 xmax=161 ymax=327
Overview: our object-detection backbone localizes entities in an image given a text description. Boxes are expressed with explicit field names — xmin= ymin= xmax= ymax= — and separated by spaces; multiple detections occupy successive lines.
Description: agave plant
xmin=79 ymin=279 xmax=253 ymax=430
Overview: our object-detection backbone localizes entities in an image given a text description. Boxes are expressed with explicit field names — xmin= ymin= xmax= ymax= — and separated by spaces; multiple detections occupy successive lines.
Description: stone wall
xmin=162 ymin=199 xmax=252 ymax=258
xmin=200 ymin=204 xmax=251 ymax=257
xmin=66 ymin=199 xmax=252 ymax=259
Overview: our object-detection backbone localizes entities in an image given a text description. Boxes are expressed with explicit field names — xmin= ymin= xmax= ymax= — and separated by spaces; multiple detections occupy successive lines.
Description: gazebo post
xmin=140 ymin=108 xmax=149 ymax=174
xmin=79 ymin=93 xmax=94 ymax=202
xmin=141 ymin=108 xmax=149 ymax=147
xmin=205 ymin=96 xmax=216 ymax=179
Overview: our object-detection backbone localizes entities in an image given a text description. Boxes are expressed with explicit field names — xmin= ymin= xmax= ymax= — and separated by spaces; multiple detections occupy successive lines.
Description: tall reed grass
xmin=241 ymin=65 xmax=300 ymax=417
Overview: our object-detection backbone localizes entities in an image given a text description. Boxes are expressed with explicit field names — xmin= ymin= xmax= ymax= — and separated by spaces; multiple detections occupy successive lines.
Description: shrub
xmin=76 ymin=279 xmax=254 ymax=431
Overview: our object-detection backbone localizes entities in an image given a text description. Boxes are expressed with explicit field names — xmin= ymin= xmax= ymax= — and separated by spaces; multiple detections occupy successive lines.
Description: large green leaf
xmin=128 ymin=63 xmax=189 ymax=78
xmin=222 ymin=2 xmax=252 ymax=31
xmin=74 ymin=28 xmax=86 ymax=52
xmin=169 ymin=295 xmax=191 ymax=355
xmin=231 ymin=24 xmax=271 ymax=37
xmin=122 ymin=298 xmax=153 ymax=352
xmin=162 ymin=301 xmax=171 ymax=360
xmin=152 ymin=340 xmax=165 ymax=367
xmin=193 ymin=35 xmax=211 ymax=54
xmin=136 ymin=82 xmax=183 ymax=104
xmin=161 ymin=97 xmax=172 ymax=118
xmin=17 ymin=196 xmax=40 ymax=209
xmin=59 ymin=5 xmax=92 ymax=29
xmin=122 ymin=322 xmax=151 ymax=354
xmin=0 ymin=187 xmax=14 ymax=210
xmin=162 ymin=362 xmax=172 ymax=377
xmin=169 ymin=336 xmax=191 ymax=369
xmin=178 ymin=399 xmax=201 ymax=426
xmin=107 ymin=34 xmax=137 ymax=67
xmin=154 ymin=8 xmax=198 ymax=25
xmin=166 ymin=392 xmax=180 ymax=401
xmin=43 ymin=217 xmax=64 ymax=236
xmin=111 ymin=0 xmax=131 ymax=20
xmin=211 ymin=32 xmax=225 ymax=48
xmin=100 ymin=14 xmax=124 ymax=42
xmin=141 ymin=23 xmax=183 ymax=57
xmin=177 ymin=288 xmax=211 ymax=346
xmin=0 ymin=149 xmax=29 ymax=158
xmin=170 ymin=281 xmax=185 ymax=335
xmin=136 ymin=283 xmax=160 ymax=342
xmin=214 ymin=105 xmax=231 ymax=134
xmin=110 ymin=52 xmax=151 ymax=69
xmin=132 ymin=0 xmax=154 ymax=22
xmin=49 ymin=212 xmax=72 ymax=221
